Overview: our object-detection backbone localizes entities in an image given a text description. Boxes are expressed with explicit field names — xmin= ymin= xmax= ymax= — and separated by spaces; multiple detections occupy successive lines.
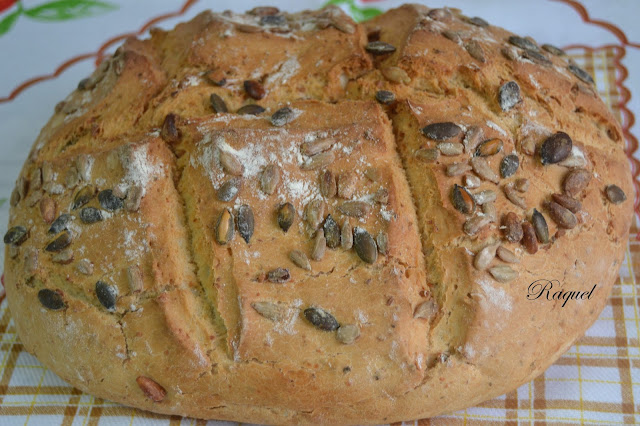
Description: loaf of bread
xmin=2 ymin=4 xmax=633 ymax=424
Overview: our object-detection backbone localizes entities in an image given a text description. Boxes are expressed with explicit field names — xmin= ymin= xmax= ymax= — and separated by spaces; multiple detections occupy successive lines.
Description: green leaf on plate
xmin=0 ymin=198 xmax=7 ymax=208
xmin=0 ymin=8 xmax=21 ymax=36
xmin=24 ymin=0 xmax=117 ymax=22
xmin=322 ymin=0 xmax=382 ymax=23
xmin=352 ymin=6 xmax=382 ymax=22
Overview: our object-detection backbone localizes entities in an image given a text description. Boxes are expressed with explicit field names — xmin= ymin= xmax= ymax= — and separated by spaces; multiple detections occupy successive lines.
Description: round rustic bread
xmin=2 ymin=4 xmax=634 ymax=424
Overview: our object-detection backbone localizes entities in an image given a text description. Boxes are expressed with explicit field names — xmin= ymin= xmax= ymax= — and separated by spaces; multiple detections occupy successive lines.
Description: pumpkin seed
xmin=514 ymin=178 xmax=529 ymax=192
xmin=301 ymin=138 xmax=335 ymax=157
xmin=504 ymin=184 xmax=526 ymax=209
xmin=4 ymin=226 xmax=28 ymax=245
xmin=270 ymin=106 xmax=295 ymax=127
xmin=136 ymin=376 xmax=166 ymax=402
xmin=365 ymin=41 xmax=396 ymax=55
xmin=465 ymin=40 xmax=486 ymax=63
xmin=277 ymin=202 xmax=295 ymax=232
xmin=544 ymin=201 xmax=577 ymax=228
xmin=468 ymin=16 xmax=489 ymax=27
xmin=72 ymin=185 xmax=95 ymax=209
xmin=267 ymin=268 xmax=290 ymax=283
xmin=38 ymin=289 xmax=65 ymax=310
xmin=244 ymin=80 xmax=265 ymax=100
xmin=304 ymin=306 xmax=339 ymax=331
xmin=290 ymin=250 xmax=311 ymax=271
xmin=521 ymin=221 xmax=538 ymax=254
xmin=422 ymin=122 xmax=462 ymax=141
xmin=98 ymin=189 xmax=124 ymax=211
xmin=475 ymin=138 xmax=503 ymax=157
xmin=338 ymin=201 xmax=371 ymax=218
xmin=260 ymin=164 xmax=280 ymax=195
xmin=49 ymin=214 xmax=71 ymax=234
xmin=301 ymin=151 xmax=335 ymax=170
xmin=605 ymin=184 xmax=626 ymax=204
xmin=337 ymin=173 xmax=357 ymax=199
xmin=474 ymin=242 xmax=499 ymax=270
xmin=531 ymin=209 xmax=549 ymax=244
xmin=215 ymin=208 xmax=235 ymax=245
xmin=24 ymin=248 xmax=38 ymax=274
xmin=414 ymin=300 xmax=438 ymax=320
xmin=161 ymin=113 xmax=181 ymax=144
xmin=451 ymin=184 xmax=476 ymax=215
xmin=551 ymin=193 xmax=582 ymax=213
xmin=463 ymin=126 xmax=484 ymax=153
xmin=45 ymin=231 xmax=72 ymax=252
xmin=381 ymin=66 xmax=411 ymax=84
xmin=311 ymin=229 xmax=326 ymax=261
xmin=508 ymin=35 xmax=539 ymax=52
xmin=236 ymin=205 xmax=254 ymax=244
xmin=375 ymin=90 xmax=395 ymax=105
xmin=540 ymin=132 xmax=572 ymax=165
xmin=446 ymin=162 xmax=472 ymax=177
xmin=353 ymin=227 xmax=377 ymax=264
xmin=217 ymin=177 xmax=242 ymax=202
xmin=237 ymin=104 xmax=265 ymax=115
xmin=489 ymin=265 xmax=518 ymax=283
xmin=251 ymin=301 xmax=284 ymax=321
xmin=416 ymin=148 xmax=440 ymax=163
xmin=341 ymin=220 xmax=353 ymax=250
xmin=125 ymin=185 xmax=143 ymax=212
xmin=542 ymin=44 xmax=565 ymax=56
xmin=471 ymin=157 xmax=499 ymax=183
xmin=568 ymin=64 xmax=594 ymax=85
xmin=503 ymin=212 xmax=523 ymax=242
xmin=496 ymin=246 xmax=519 ymax=263
xmin=463 ymin=215 xmax=491 ymax=236
xmin=498 ymin=80 xmax=521 ymax=112
xmin=473 ymin=190 xmax=496 ymax=206
xmin=210 ymin=93 xmax=228 ymax=113
xmin=52 ymin=249 xmax=74 ymax=264
xmin=563 ymin=169 xmax=591 ymax=196
xmin=438 ymin=142 xmax=464 ymax=156
xmin=319 ymin=170 xmax=337 ymax=198
xmin=376 ymin=231 xmax=388 ymax=255
xmin=304 ymin=200 xmax=325 ymax=229
xmin=76 ymin=259 xmax=94 ymax=275
xmin=219 ymin=150 xmax=244 ymax=176
xmin=336 ymin=324 xmax=360 ymax=344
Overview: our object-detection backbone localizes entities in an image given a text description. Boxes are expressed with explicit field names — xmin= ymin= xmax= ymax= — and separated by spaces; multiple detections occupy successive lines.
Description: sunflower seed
xmin=210 ymin=93 xmax=228 ymax=113
xmin=52 ymin=249 xmax=74 ymax=264
xmin=304 ymin=200 xmax=325 ymax=229
xmin=446 ymin=162 xmax=472 ymax=177
xmin=236 ymin=205 xmax=254 ymax=244
xmin=451 ymin=184 xmax=476 ymax=215
xmin=45 ymin=231 xmax=72 ymax=252
xmin=375 ymin=90 xmax=396 ymax=105
xmin=498 ymin=81 xmax=521 ymax=112
xmin=24 ymin=248 xmax=38 ymax=274
xmin=31 ymin=167 xmax=43 ymax=190
xmin=244 ymin=80 xmax=265 ymax=100
xmin=125 ymin=185 xmax=143 ymax=212
xmin=422 ymin=122 xmax=462 ymax=140
xmin=463 ymin=215 xmax=491 ymax=236
xmin=499 ymin=154 xmax=520 ymax=179
xmin=329 ymin=13 xmax=355 ymax=34
xmin=365 ymin=41 xmax=396 ymax=55
xmin=127 ymin=265 xmax=143 ymax=293
xmin=323 ymin=215 xmax=341 ymax=249
xmin=301 ymin=138 xmax=335 ymax=157
xmin=514 ymin=178 xmax=529 ymax=192
xmin=336 ymin=324 xmax=360 ymax=344
xmin=563 ymin=169 xmax=591 ymax=196
xmin=337 ymin=173 xmax=357 ymax=199
xmin=508 ymin=35 xmax=539 ymax=52
xmin=374 ymin=188 xmax=389 ymax=204
xmin=471 ymin=157 xmax=499 ymax=183
xmin=290 ymin=250 xmax=311 ymax=271
xmin=542 ymin=44 xmax=565 ymax=56
xmin=489 ymin=265 xmax=518 ymax=283
xmin=463 ymin=126 xmax=484 ymax=153
xmin=48 ymin=214 xmax=71 ymax=234
xmin=544 ymin=201 xmax=577 ymax=229
xmin=496 ymin=246 xmax=519 ymax=263
xmin=43 ymin=182 xmax=64 ymax=195
xmin=251 ymin=301 xmax=284 ymax=321
xmin=41 ymin=162 xmax=54 ymax=184
xmin=237 ymin=104 xmax=265 ymax=115
xmin=76 ymin=259 xmax=94 ymax=275
xmin=442 ymin=29 xmax=462 ymax=43
xmin=468 ymin=16 xmax=489 ymax=27
xmin=9 ymin=186 xmax=20 ymax=207
xmin=136 ymin=377 xmax=166 ymax=402
xmin=270 ymin=107 xmax=295 ymax=126
xmin=338 ymin=201 xmax=371 ymax=218
xmin=219 ymin=150 xmax=244 ymax=176
xmin=217 ymin=177 xmax=242 ymax=202
xmin=605 ymin=184 xmax=626 ymax=204
xmin=465 ymin=40 xmax=486 ymax=62
xmin=38 ymin=197 xmax=56 ymax=224
xmin=438 ymin=142 xmax=464 ymax=156
xmin=503 ymin=212 xmax=523 ymax=242
xmin=376 ymin=231 xmax=388 ymax=255
xmin=215 ymin=208 xmax=235 ymax=245
xmin=267 ymin=268 xmax=290 ymax=283
xmin=416 ymin=148 xmax=440 ymax=163
xmin=203 ymin=69 xmax=226 ymax=86
xmin=414 ymin=300 xmax=438 ymax=320
xmin=277 ymin=202 xmax=295 ymax=232
xmin=353 ymin=227 xmax=377 ymax=264
xmin=301 ymin=151 xmax=335 ymax=170
xmin=236 ymin=23 xmax=262 ymax=33
xmin=531 ymin=209 xmax=549 ymax=244
xmin=473 ymin=190 xmax=496 ymax=206
xmin=72 ymin=186 xmax=95 ymax=209
xmin=483 ymin=202 xmax=497 ymax=223
xmin=520 ymin=135 xmax=537 ymax=156
xmin=65 ymin=167 xmax=80 ymax=188
xmin=551 ymin=193 xmax=582 ymax=213
xmin=568 ymin=64 xmax=594 ymax=85
xmin=98 ymin=189 xmax=124 ymax=211
xmin=501 ymin=46 xmax=519 ymax=61
xmin=474 ymin=242 xmax=499 ymax=270
xmin=504 ymin=184 xmax=527 ymax=209
xmin=381 ymin=66 xmax=411 ymax=84
xmin=341 ymin=220 xmax=353 ymax=250
xmin=475 ymin=138 xmax=503 ymax=157
xmin=161 ymin=113 xmax=181 ymax=144
xmin=312 ymin=229 xmax=327 ymax=261
xmin=38 ymin=289 xmax=65 ymax=310
xmin=522 ymin=49 xmax=552 ymax=66
xmin=260 ymin=164 xmax=280 ymax=195
xmin=540 ymin=132 xmax=572 ymax=165
xmin=319 ymin=170 xmax=337 ymax=198
xmin=521 ymin=221 xmax=538 ymax=254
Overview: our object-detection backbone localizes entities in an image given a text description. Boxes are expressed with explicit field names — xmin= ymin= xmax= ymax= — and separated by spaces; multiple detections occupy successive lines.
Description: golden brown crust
xmin=3 ymin=4 xmax=633 ymax=424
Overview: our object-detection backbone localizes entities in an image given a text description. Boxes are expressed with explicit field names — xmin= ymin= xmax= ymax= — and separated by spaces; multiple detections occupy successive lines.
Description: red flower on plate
xmin=0 ymin=0 xmax=17 ymax=14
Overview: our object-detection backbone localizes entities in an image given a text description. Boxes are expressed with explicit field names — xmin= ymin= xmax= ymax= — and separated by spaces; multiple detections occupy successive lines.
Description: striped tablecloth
xmin=0 ymin=0 xmax=639 ymax=424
